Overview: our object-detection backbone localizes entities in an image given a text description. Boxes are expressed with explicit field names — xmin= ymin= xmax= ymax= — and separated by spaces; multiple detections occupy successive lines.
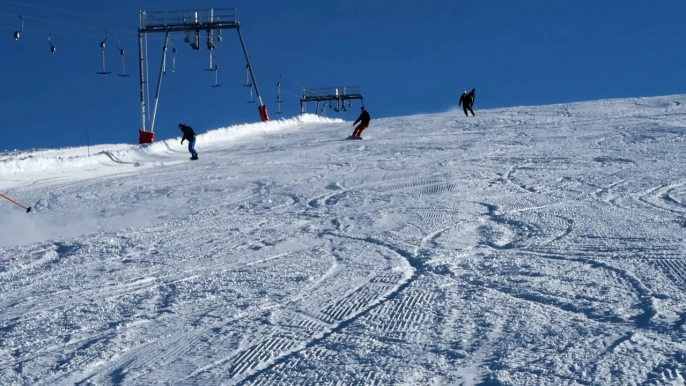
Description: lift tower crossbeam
xmin=300 ymin=87 xmax=364 ymax=115
xmin=137 ymin=8 xmax=269 ymax=143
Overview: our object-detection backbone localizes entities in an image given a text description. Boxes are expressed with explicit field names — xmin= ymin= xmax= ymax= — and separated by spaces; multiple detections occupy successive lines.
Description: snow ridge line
xmin=0 ymin=115 xmax=343 ymax=176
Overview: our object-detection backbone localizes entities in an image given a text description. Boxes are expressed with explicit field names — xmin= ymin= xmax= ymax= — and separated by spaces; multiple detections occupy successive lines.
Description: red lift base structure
xmin=258 ymin=105 xmax=270 ymax=122
xmin=139 ymin=130 xmax=155 ymax=144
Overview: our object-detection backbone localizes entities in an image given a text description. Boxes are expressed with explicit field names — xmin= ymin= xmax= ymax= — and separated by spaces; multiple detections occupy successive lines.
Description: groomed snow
xmin=1 ymin=96 xmax=686 ymax=385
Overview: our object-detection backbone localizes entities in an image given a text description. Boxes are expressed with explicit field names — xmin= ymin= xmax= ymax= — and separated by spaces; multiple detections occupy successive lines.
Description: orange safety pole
xmin=0 ymin=193 xmax=32 ymax=213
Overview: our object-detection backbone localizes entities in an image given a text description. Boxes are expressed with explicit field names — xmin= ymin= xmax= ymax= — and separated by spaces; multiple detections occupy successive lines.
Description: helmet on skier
xmin=462 ymin=90 xmax=467 ymax=95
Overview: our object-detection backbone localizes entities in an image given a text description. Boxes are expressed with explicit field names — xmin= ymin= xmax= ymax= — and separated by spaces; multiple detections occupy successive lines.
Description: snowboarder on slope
xmin=179 ymin=124 xmax=199 ymax=160
xmin=351 ymin=106 xmax=371 ymax=139
xmin=459 ymin=88 xmax=476 ymax=117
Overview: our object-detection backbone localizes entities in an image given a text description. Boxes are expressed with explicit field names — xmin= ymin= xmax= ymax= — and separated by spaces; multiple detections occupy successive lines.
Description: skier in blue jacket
xmin=179 ymin=124 xmax=199 ymax=160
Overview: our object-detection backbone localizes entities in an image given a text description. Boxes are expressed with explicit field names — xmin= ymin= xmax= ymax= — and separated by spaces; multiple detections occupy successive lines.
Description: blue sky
xmin=1 ymin=0 xmax=684 ymax=151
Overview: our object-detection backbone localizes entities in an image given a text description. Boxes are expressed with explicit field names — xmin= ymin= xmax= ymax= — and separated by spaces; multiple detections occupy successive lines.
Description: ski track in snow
xmin=1 ymin=99 xmax=686 ymax=385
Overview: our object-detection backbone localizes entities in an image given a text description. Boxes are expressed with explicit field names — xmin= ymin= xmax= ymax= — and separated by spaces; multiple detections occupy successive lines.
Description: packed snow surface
xmin=2 ymin=97 xmax=686 ymax=385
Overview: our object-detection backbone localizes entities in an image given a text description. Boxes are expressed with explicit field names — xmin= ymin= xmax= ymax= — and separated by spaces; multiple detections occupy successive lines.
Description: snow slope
xmin=1 ymin=96 xmax=686 ymax=385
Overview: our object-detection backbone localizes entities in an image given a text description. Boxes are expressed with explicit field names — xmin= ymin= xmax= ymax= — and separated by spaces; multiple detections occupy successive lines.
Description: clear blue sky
xmin=1 ymin=0 xmax=684 ymax=151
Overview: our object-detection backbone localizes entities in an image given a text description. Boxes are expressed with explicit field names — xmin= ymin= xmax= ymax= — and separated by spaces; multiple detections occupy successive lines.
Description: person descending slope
xmin=350 ymin=106 xmax=371 ymax=139
xmin=179 ymin=123 xmax=199 ymax=160
xmin=459 ymin=88 xmax=476 ymax=117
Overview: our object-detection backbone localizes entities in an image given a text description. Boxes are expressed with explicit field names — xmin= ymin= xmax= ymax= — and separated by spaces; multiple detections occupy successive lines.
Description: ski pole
xmin=0 ymin=193 xmax=32 ymax=213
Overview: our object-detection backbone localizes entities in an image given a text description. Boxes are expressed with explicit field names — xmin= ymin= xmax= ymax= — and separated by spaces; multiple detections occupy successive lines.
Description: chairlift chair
xmin=47 ymin=33 xmax=56 ymax=54
xmin=247 ymin=83 xmax=256 ymax=103
xmin=190 ymin=29 xmax=200 ymax=50
xmin=243 ymin=63 xmax=256 ymax=102
xmin=172 ymin=49 xmax=177 ymax=73
xmin=14 ymin=15 xmax=23 ymax=40
xmin=243 ymin=63 xmax=252 ymax=87
xmin=276 ymin=81 xmax=283 ymax=114
xmin=212 ymin=65 xmax=221 ymax=88
xmin=117 ymin=39 xmax=130 ymax=77
xmin=206 ymin=29 xmax=216 ymax=51
xmin=97 ymin=29 xmax=112 ymax=74
xmin=206 ymin=52 xmax=217 ymax=71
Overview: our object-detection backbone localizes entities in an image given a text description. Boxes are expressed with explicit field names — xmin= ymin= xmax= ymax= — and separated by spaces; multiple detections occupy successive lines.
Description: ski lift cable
xmin=0 ymin=0 xmax=99 ymax=18
xmin=109 ymin=0 xmax=142 ymax=8
xmin=0 ymin=11 xmax=136 ymax=36
xmin=0 ymin=24 xmax=142 ymax=40
xmin=281 ymin=89 xmax=301 ymax=99
xmin=282 ymin=80 xmax=313 ymax=98
xmin=30 ymin=15 xmax=137 ymax=36
xmin=274 ymin=83 xmax=304 ymax=100
xmin=0 ymin=0 xmax=133 ymax=25
xmin=0 ymin=14 xmax=139 ymax=44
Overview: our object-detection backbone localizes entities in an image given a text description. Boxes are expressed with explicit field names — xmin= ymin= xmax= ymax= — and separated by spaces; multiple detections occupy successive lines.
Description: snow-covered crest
xmin=0 ymin=114 xmax=342 ymax=178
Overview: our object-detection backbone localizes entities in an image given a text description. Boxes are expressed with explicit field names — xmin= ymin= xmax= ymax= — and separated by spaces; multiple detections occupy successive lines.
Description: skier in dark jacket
xmin=351 ymin=106 xmax=371 ymax=139
xmin=459 ymin=88 xmax=476 ymax=117
xmin=179 ymin=124 xmax=199 ymax=160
